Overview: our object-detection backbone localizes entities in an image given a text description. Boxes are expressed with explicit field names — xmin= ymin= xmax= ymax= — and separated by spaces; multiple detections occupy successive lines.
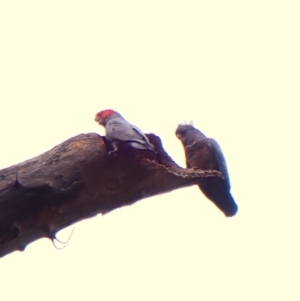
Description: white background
xmin=0 ymin=1 xmax=299 ymax=300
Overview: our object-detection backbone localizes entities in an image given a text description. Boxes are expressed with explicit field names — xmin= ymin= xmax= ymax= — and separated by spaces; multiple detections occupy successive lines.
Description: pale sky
xmin=0 ymin=1 xmax=299 ymax=300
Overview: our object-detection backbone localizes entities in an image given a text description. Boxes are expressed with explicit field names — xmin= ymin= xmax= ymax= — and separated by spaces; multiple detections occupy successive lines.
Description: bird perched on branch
xmin=95 ymin=109 xmax=156 ymax=155
xmin=176 ymin=124 xmax=238 ymax=217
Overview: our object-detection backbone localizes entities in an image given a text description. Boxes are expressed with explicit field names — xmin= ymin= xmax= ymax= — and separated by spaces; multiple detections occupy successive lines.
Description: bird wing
xmin=207 ymin=138 xmax=231 ymax=188
xmin=115 ymin=118 xmax=152 ymax=145
xmin=131 ymin=125 xmax=152 ymax=144
xmin=106 ymin=120 xmax=149 ymax=144
xmin=129 ymin=124 xmax=145 ymax=138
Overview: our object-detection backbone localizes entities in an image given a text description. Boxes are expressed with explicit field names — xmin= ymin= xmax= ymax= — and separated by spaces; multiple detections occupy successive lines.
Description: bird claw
xmin=108 ymin=150 xmax=117 ymax=155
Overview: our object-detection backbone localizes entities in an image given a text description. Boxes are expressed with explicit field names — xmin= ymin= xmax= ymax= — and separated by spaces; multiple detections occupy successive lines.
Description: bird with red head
xmin=95 ymin=109 xmax=155 ymax=155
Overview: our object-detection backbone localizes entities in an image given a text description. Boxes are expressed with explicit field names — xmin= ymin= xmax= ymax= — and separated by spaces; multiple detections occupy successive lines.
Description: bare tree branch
xmin=0 ymin=132 xmax=221 ymax=258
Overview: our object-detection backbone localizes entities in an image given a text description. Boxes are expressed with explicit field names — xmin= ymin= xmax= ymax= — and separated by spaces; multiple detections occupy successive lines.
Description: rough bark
xmin=0 ymin=132 xmax=222 ymax=258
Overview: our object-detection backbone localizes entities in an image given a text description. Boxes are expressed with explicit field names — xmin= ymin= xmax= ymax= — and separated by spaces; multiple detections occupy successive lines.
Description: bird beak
xmin=94 ymin=115 xmax=103 ymax=124
xmin=175 ymin=132 xmax=182 ymax=139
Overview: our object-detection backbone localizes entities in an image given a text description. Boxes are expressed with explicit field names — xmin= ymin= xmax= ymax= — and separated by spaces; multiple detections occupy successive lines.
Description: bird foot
xmin=108 ymin=149 xmax=118 ymax=156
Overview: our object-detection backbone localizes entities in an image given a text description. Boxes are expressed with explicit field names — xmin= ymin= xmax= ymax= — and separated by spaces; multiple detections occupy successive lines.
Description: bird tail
xmin=198 ymin=180 xmax=238 ymax=217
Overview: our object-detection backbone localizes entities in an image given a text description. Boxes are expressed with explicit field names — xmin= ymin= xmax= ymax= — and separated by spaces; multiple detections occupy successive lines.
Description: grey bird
xmin=176 ymin=124 xmax=238 ymax=217
xmin=95 ymin=109 xmax=155 ymax=154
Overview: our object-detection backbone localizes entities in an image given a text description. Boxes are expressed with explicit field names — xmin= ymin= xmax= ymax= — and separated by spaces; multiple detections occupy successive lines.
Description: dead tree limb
xmin=0 ymin=132 xmax=222 ymax=258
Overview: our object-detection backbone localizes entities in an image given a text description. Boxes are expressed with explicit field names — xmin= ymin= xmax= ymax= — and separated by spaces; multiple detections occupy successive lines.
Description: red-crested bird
xmin=95 ymin=109 xmax=155 ymax=154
